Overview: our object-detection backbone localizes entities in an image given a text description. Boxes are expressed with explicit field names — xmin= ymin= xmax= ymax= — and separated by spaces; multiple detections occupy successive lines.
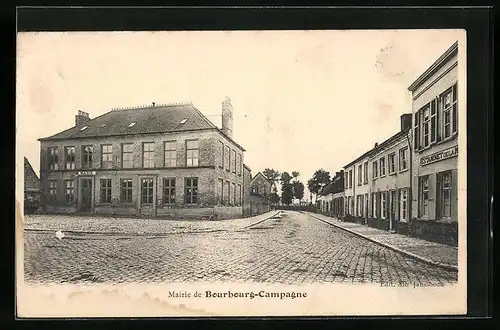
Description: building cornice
xmin=408 ymin=41 xmax=458 ymax=92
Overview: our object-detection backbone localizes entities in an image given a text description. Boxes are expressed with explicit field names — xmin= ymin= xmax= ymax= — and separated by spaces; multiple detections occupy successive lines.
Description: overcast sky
xmin=17 ymin=30 xmax=464 ymax=201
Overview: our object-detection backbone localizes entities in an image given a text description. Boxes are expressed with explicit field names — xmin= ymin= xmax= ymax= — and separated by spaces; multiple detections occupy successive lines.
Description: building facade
xmin=38 ymin=98 xmax=247 ymax=220
xmin=242 ymin=164 xmax=252 ymax=217
xmin=24 ymin=157 xmax=41 ymax=214
xmin=318 ymin=171 xmax=344 ymax=218
xmin=367 ymin=114 xmax=412 ymax=231
xmin=407 ymin=41 xmax=459 ymax=245
xmin=248 ymin=172 xmax=272 ymax=216
xmin=343 ymin=150 xmax=371 ymax=223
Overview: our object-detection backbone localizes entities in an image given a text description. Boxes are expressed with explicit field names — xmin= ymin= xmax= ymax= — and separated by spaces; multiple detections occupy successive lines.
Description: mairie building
xmin=38 ymin=97 xmax=250 ymax=220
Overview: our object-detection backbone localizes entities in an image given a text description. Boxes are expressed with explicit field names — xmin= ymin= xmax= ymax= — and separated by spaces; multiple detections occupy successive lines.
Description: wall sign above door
xmin=420 ymin=145 xmax=458 ymax=166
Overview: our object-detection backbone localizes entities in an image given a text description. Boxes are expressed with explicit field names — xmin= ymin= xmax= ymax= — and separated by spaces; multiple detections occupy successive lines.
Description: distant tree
xmin=269 ymin=192 xmax=280 ymax=205
xmin=280 ymin=172 xmax=294 ymax=206
xmin=291 ymin=171 xmax=300 ymax=182
xmin=307 ymin=169 xmax=331 ymax=204
xmin=263 ymin=168 xmax=280 ymax=193
xmin=292 ymin=181 xmax=305 ymax=201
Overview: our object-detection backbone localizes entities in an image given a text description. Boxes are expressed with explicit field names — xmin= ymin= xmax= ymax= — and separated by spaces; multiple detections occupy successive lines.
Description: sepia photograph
xmin=16 ymin=28 xmax=467 ymax=317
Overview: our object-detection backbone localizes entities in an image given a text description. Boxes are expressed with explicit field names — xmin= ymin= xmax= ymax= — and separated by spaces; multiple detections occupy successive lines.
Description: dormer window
xmin=80 ymin=126 xmax=88 ymax=131
xmin=128 ymin=122 xmax=136 ymax=128
xmin=180 ymin=118 xmax=188 ymax=124
xmin=100 ymin=124 xmax=106 ymax=127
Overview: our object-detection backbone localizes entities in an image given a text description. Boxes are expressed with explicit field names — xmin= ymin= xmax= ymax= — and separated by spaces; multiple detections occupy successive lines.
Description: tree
xmin=291 ymin=171 xmax=300 ymax=182
xmin=269 ymin=192 xmax=280 ymax=204
xmin=280 ymin=172 xmax=294 ymax=206
xmin=307 ymin=169 xmax=331 ymax=204
xmin=292 ymin=181 xmax=305 ymax=200
xmin=263 ymin=168 xmax=280 ymax=193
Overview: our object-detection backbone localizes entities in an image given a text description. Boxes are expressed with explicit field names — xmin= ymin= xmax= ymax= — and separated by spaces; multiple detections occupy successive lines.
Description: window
xmin=142 ymin=142 xmax=155 ymax=168
xmin=100 ymin=179 xmax=112 ymax=204
xmin=232 ymin=150 xmax=236 ymax=173
xmin=438 ymin=171 xmax=452 ymax=218
xmin=185 ymin=177 xmax=198 ymax=204
xmin=65 ymin=180 xmax=74 ymax=203
xmin=163 ymin=178 xmax=176 ymax=204
xmin=237 ymin=154 xmax=242 ymax=175
xmin=164 ymin=141 xmax=177 ymax=167
xmin=441 ymin=85 xmax=458 ymax=139
xmin=422 ymin=105 xmax=431 ymax=148
xmin=186 ymin=140 xmax=199 ymax=167
xmin=218 ymin=141 xmax=224 ymax=168
xmin=381 ymin=192 xmax=387 ymax=219
xmin=349 ymin=170 xmax=353 ymax=188
xmin=82 ymin=145 xmax=93 ymax=169
xmin=48 ymin=180 xmax=57 ymax=201
xmin=232 ymin=183 xmax=236 ymax=205
xmin=358 ymin=165 xmax=363 ymax=185
xmin=141 ymin=178 xmax=154 ymax=204
xmin=225 ymin=146 xmax=230 ymax=171
xmin=120 ymin=179 xmax=133 ymax=204
xmin=388 ymin=153 xmax=396 ymax=174
xmin=122 ymin=143 xmax=134 ymax=168
xmin=48 ymin=147 xmax=59 ymax=170
xmin=414 ymin=111 xmax=420 ymax=150
xmin=364 ymin=161 xmax=368 ymax=183
xmin=379 ymin=157 xmax=386 ymax=176
xmin=372 ymin=192 xmax=377 ymax=218
xmin=399 ymin=147 xmax=408 ymax=171
xmin=237 ymin=184 xmax=242 ymax=205
xmin=357 ymin=195 xmax=364 ymax=217
xmin=64 ymin=146 xmax=75 ymax=170
xmin=400 ymin=189 xmax=408 ymax=221
xmin=101 ymin=144 xmax=113 ymax=169
xmin=218 ymin=178 xmax=224 ymax=205
xmin=226 ymin=181 xmax=231 ymax=204
xmin=419 ymin=175 xmax=430 ymax=217
xmin=372 ymin=161 xmax=378 ymax=179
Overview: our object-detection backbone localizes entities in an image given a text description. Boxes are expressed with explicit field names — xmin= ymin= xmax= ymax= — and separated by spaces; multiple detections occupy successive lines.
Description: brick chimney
xmin=221 ymin=96 xmax=233 ymax=138
xmin=75 ymin=110 xmax=90 ymax=128
xmin=400 ymin=113 xmax=412 ymax=132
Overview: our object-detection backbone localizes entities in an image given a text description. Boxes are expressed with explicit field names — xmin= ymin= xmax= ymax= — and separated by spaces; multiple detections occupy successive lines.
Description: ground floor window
xmin=437 ymin=171 xmax=452 ymax=219
xmin=48 ymin=180 xmax=57 ymax=202
xmin=185 ymin=177 xmax=198 ymax=204
xmin=217 ymin=178 xmax=224 ymax=205
xmin=372 ymin=193 xmax=377 ymax=218
xmin=419 ymin=175 xmax=430 ymax=217
xmin=120 ymin=179 xmax=133 ymax=204
xmin=163 ymin=178 xmax=176 ymax=204
xmin=100 ymin=179 xmax=112 ymax=204
xmin=65 ymin=180 xmax=74 ymax=204
xmin=381 ymin=192 xmax=387 ymax=219
xmin=141 ymin=178 xmax=154 ymax=204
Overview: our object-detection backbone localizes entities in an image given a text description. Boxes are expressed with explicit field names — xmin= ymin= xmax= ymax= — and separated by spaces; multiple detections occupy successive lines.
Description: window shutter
xmin=396 ymin=189 xmax=400 ymax=221
xmin=430 ymin=99 xmax=437 ymax=143
xmin=436 ymin=96 xmax=442 ymax=142
xmin=414 ymin=111 xmax=420 ymax=150
xmin=428 ymin=174 xmax=436 ymax=219
xmin=451 ymin=169 xmax=458 ymax=221
xmin=436 ymin=174 xmax=441 ymax=219
xmin=452 ymin=84 xmax=458 ymax=134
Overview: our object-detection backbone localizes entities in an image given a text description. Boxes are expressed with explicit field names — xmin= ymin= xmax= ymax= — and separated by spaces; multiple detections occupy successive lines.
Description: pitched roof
xmin=39 ymin=102 xmax=225 ymax=141
xmin=320 ymin=173 xmax=344 ymax=196
xmin=250 ymin=172 xmax=271 ymax=185
xmin=24 ymin=157 xmax=40 ymax=190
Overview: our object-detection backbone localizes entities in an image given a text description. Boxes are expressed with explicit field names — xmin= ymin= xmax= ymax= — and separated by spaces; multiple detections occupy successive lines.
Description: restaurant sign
xmin=420 ymin=145 xmax=458 ymax=166
xmin=77 ymin=171 xmax=96 ymax=176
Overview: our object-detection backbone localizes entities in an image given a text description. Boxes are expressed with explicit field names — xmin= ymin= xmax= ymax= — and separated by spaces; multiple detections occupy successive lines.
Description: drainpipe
xmin=406 ymin=130 xmax=412 ymax=238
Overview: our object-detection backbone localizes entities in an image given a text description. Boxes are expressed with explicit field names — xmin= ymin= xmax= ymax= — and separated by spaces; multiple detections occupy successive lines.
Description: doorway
xmin=390 ymin=190 xmax=397 ymax=230
xmin=80 ymin=178 xmax=93 ymax=213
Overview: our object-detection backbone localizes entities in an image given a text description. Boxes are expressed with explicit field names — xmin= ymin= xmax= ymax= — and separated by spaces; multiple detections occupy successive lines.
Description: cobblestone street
xmin=23 ymin=211 xmax=457 ymax=285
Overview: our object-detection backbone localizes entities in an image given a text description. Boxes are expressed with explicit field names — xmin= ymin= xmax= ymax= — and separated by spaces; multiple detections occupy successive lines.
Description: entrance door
xmin=81 ymin=179 xmax=92 ymax=212
xmin=390 ymin=190 xmax=397 ymax=230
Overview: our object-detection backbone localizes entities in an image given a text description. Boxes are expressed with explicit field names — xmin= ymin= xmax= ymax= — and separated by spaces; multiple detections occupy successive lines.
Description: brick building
xmin=38 ymin=97 xmax=248 ymax=220
xmin=407 ymin=41 xmax=459 ymax=245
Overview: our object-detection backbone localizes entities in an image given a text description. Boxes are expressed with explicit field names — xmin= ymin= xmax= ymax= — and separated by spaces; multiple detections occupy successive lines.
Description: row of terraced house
xmin=317 ymin=41 xmax=460 ymax=246
xmin=35 ymin=97 xmax=271 ymax=220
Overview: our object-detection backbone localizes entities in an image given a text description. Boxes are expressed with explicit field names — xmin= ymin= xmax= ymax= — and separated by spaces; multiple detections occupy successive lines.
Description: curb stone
xmin=307 ymin=212 xmax=458 ymax=272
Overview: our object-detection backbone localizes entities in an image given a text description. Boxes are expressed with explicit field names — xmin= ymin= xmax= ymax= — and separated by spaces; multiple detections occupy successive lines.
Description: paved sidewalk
xmin=306 ymin=212 xmax=458 ymax=270
xmin=23 ymin=210 xmax=281 ymax=236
